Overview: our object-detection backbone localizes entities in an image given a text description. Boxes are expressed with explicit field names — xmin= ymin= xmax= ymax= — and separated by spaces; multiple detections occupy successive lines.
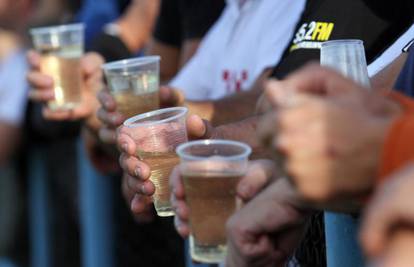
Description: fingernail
xmin=130 ymin=194 xmax=138 ymax=210
xmin=238 ymin=183 xmax=250 ymax=198
xmin=121 ymin=143 xmax=128 ymax=152
xmin=135 ymin=167 xmax=141 ymax=177
xmin=176 ymin=206 xmax=182 ymax=216
xmin=141 ymin=184 xmax=147 ymax=195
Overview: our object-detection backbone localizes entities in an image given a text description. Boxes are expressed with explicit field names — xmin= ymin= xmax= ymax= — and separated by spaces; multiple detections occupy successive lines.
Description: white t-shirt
xmin=0 ymin=50 xmax=28 ymax=126
xmin=170 ymin=0 xmax=305 ymax=101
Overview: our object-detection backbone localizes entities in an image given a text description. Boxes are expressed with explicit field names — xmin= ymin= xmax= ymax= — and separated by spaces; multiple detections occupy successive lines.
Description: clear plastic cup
xmin=176 ymin=140 xmax=252 ymax=263
xmin=321 ymin=39 xmax=371 ymax=88
xmin=30 ymin=23 xmax=85 ymax=110
xmin=102 ymin=56 xmax=161 ymax=118
xmin=123 ymin=107 xmax=188 ymax=217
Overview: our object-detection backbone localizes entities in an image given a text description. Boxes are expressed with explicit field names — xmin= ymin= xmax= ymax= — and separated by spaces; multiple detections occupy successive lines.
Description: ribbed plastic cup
xmin=30 ymin=23 xmax=85 ymax=110
xmin=177 ymin=140 xmax=252 ymax=263
xmin=321 ymin=39 xmax=371 ymax=88
xmin=102 ymin=56 xmax=161 ymax=118
xmin=123 ymin=107 xmax=188 ymax=217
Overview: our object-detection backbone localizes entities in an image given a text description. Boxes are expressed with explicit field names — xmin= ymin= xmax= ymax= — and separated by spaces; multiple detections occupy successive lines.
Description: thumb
xmin=81 ymin=52 xmax=104 ymax=76
xmin=160 ymin=86 xmax=184 ymax=107
xmin=27 ymin=50 xmax=41 ymax=70
xmin=186 ymin=115 xmax=214 ymax=140
xmin=237 ymin=160 xmax=277 ymax=201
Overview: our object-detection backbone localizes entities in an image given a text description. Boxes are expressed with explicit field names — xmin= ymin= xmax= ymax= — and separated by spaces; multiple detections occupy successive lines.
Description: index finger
xmin=97 ymin=89 xmax=117 ymax=112
xmin=237 ymin=159 xmax=278 ymax=201
xmin=116 ymin=126 xmax=137 ymax=156
xmin=169 ymin=166 xmax=185 ymax=199
xmin=27 ymin=50 xmax=41 ymax=70
xmin=265 ymin=63 xmax=363 ymax=106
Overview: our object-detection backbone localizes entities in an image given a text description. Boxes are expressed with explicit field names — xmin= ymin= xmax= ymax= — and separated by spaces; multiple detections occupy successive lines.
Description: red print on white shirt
xmin=222 ymin=70 xmax=248 ymax=93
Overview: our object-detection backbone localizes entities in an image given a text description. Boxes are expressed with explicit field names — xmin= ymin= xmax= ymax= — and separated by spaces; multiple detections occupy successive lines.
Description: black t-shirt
xmin=271 ymin=0 xmax=414 ymax=79
xmin=118 ymin=0 xmax=132 ymax=13
xmin=153 ymin=0 xmax=225 ymax=48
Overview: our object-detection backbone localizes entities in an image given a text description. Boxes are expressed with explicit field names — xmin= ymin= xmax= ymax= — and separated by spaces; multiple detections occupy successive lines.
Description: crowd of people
xmin=0 ymin=0 xmax=414 ymax=266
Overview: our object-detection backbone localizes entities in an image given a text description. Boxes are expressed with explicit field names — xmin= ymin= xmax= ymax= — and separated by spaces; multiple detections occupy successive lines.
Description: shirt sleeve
xmin=368 ymin=24 xmax=414 ymax=77
xmin=168 ymin=46 xmax=210 ymax=101
xmin=153 ymin=0 xmax=183 ymax=48
xmin=377 ymin=92 xmax=414 ymax=185
xmin=180 ymin=0 xmax=225 ymax=40
xmin=168 ymin=4 xmax=228 ymax=101
xmin=0 ymin=52 xmax=28 ymax=126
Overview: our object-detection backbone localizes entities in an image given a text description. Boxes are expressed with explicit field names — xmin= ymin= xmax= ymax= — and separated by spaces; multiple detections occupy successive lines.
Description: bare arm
xmin=146 ymin=39 xmax=180 ymax=82
xmin=29 ymin=0 xmax=67 ymax=25
xmin=185 ymin=69 xmax=272 ymax=125
xmin=116 ymin=0 xmax=160 ymax=52
xmin=371 ymin=53 xmax=408 ymax=90
xmin=179 ymin=39 xmax=201 ymax=67
xmin=146 ymin=38 xmax=202 ymax=83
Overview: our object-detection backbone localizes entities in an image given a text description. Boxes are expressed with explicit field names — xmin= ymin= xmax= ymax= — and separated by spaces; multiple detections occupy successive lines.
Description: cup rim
xmin=102 ymin=56 xmax=161 ymax=72
xmin=321 ymin=39 xmax=363 ymax=48
xmin=30 ymin=23 xmax=84 ymax=35
xmin=123 ymin=107 xmax=188 ymax=128
xmin=176 ymin=139 xmax=252 ymax=161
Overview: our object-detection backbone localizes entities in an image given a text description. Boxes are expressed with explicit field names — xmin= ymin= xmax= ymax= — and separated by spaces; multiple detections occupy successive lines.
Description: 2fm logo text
xmin=290 ymin=21 xmax=334 ymax=51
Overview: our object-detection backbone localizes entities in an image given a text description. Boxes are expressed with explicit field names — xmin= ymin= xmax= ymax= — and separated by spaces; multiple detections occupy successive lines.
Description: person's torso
xmin=272 ymin=0 xmax=414 ymax=79
xmin=193 ymin=0 xmax=305 ymax=100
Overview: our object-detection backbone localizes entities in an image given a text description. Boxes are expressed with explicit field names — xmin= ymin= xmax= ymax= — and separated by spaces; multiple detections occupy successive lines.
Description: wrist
xmin=270 ymin=178 xmax=310 ymax=213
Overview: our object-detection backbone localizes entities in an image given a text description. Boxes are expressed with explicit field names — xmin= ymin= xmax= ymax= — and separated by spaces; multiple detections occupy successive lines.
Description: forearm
xmin=211 ymin=115 xmax=266 ymax=156
xmin=82 ymin=127 xmax=120 ymax=174
xmin=116 ymin=0 xmax=160 ymax=52
xmin=212 ymin=89 xmax=263 ymax=125
xmin=186 ymin=69 xmax=272 ymax=126
xmin=371 ymin=53 xmax=408 ymax=90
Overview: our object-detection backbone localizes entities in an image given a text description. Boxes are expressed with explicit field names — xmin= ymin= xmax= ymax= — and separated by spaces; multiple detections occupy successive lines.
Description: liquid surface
xmin=183 ymin=173 xmax=242 ymax=246
xmin=113 ymin=90 xmax=159 ymax=118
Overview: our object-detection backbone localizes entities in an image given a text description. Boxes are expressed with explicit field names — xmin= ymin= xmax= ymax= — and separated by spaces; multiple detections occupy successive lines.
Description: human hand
xmin=116 ymin=112 xmax=210 ymax=220
xmin=170 ymin=159 xmax=280 ymax=238
xmin=259 ymin=65 xmax=400 ymax=203
xmin=276 ymin=95 xmax=393 ymax=202
xmin=226 ymin=178 xmax=308 ymax=267
xmin=27 ymin=50 xmax=104 ymax=127
xmin=263 ymin=64 xmax=400 ymax=118
xmin=96 ymin=85 xmax=185 ymax=144
xmin=366 ymin=228 xmax=414 ymax=267
xmin=360 ymin=164 xmax=414 ymax=262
